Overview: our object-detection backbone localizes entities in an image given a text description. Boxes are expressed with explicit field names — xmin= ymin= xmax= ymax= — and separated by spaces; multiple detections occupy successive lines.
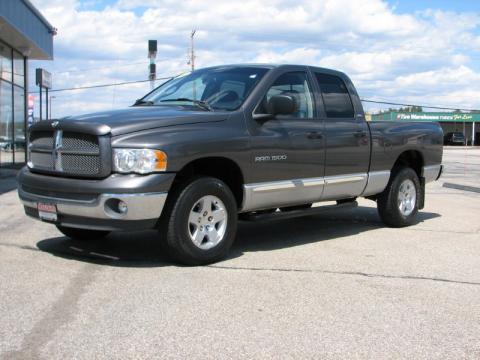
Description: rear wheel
xmin=161 ymin=177 xmax=238 ymax=265
xmin=56 ymin=225 xmax=110 ymax=240
xmin=377 ymin=167 xmax=421 ymax=227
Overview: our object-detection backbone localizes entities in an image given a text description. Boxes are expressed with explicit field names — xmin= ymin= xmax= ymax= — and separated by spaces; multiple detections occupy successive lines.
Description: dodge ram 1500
xmin=18 ymin=64 xmax=443 ymax=264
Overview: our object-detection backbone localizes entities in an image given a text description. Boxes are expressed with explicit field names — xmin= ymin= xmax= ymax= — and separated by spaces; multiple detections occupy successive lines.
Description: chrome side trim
xmin=325 ymin=175 xmax=365 ymax=185
xmin=242 ymin=177 xmax=325 ymax=212
xmin=241 ymin=174 xmax=369 ymax=212
xmin=322 ymin=173 xmax=368 ymax=201
xmin=361 ymin=170 xmax=391 ymax=196
xmin=302 ymin=178 xmax=326 ymax=187
xmin=252 ymin=181 xmax=296 ymax=192
xmin=19 ymin=188 xmax=167 ymax=221
xmin=422 ymin=164 xmax=442 ymax=183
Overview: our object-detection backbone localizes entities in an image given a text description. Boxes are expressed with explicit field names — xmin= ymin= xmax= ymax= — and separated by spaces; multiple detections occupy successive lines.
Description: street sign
xmin=35 ymin=68 xmax=52 ymax=89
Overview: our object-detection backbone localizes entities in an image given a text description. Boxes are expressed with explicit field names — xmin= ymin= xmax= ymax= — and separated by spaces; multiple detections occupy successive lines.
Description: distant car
xmin=444 ymin=132 xmax=465 ymax=146
xmin=0 ymin=137 xmax=11 ymax=151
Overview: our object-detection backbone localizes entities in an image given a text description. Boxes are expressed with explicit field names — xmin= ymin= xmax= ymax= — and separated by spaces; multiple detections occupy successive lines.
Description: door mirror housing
xmin=268 ymin=94 xmax=297 ymax=115
xmin=252 ymin=113 xmax=274 ymax=121
xmin=253 ymin=94 xmax=297 ymax=122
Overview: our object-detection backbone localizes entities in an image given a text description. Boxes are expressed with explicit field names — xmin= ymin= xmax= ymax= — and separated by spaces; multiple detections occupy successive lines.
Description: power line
xmin=28 ymin=76 xmax=175 ymax=94
xmin=54 ymin=61 xmax=148 ymax=74
xmin=360 ymin=99 xmax=479 ymax=112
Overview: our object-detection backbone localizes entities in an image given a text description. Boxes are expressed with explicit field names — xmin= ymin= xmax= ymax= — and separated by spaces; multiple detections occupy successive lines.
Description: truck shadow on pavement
xmin=36 ymin=206 xmax=440 ymax=267
xmin=0 ymin=177 xmax=18 ymax=195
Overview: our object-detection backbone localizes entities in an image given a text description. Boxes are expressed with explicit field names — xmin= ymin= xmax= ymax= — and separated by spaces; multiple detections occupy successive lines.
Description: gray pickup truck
xmin=18 ymin=64 xmax=443 ymax=264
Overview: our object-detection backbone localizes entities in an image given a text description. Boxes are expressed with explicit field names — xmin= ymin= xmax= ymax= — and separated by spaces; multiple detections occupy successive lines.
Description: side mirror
xmin=268 ymin=94 xmax=296 ymax=115
xmin=253 ymin=94 xmax=297 ymax=122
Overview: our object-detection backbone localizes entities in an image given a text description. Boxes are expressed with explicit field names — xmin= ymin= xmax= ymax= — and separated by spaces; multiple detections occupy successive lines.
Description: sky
xmin=29 ymin=0 xmax=480 ymax=118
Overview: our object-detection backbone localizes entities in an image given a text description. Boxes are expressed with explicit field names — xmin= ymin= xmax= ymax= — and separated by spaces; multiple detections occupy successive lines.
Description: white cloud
xmin=29 ymin=0 xmax=480 ymax=117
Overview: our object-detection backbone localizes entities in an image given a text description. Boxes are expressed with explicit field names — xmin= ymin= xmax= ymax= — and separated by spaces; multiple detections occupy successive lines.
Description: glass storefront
xmin=0 ymin=41 xmax=26 ymax=167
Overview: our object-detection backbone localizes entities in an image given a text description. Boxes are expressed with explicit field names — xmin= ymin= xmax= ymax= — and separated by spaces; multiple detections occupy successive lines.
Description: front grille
xmin=62 ymin=153 xmax=101 ymax=175
xmin=30 ymin=131 xmax=54 ymax=148
xmin=29 ymin=130 xmax=110 ymax=178
xmin=62 ymin=133 xmax=100 ymax=153
xmin=30 ymin=151 xmax=54 ymax=169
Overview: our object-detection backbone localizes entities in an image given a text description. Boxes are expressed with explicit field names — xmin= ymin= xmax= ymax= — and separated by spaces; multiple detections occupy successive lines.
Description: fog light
xmin=118 ymin=200 xmax=128 ymax=214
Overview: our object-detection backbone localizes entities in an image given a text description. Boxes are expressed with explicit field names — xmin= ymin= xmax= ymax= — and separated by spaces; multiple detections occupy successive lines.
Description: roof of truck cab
xmin=200 ymin=64 xmax=347 ymax=77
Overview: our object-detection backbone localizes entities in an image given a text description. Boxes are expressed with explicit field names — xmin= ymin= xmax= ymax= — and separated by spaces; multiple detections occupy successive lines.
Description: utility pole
xmin=189 ymin=30 xmax=197 ymax=99
xmin=148 ymin=40 xmax=157 ymax=90
xmin=189 ymin=30 xmax=196 ymax=72
xmin=49 ymin=96 xmax=56 ymax=120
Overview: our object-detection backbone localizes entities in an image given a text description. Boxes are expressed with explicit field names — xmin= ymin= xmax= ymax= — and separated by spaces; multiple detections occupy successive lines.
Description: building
xmin=0 ymin=0 xmax=54 ymax=168
xmin=372 ymin=111 xmax=479 ymax=145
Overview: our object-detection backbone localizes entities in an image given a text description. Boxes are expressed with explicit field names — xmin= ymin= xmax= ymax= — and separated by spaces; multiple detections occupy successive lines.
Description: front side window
xmin=141 ymin=67 xmax=269 ymax=111
xmin=256 ymin=72 xmax=314 ymax=119
xmin=315 ymin=73 xmax=354 ymax=118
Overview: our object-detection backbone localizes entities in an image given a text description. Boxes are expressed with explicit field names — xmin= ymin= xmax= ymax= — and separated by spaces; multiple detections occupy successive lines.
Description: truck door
xmin=242 ymin=69 xmax=326 ymax=211
xmin=312 ymin=71 xmax=370 ymax=201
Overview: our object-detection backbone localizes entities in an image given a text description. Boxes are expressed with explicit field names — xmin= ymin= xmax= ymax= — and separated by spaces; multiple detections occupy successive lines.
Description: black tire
xmin=56 ymin=225 xmax=110 ymax=240
xmin=377 ymin=167 xmax=421 ymax=227
xmin=161 ymin=177 xmax=238 ymax=265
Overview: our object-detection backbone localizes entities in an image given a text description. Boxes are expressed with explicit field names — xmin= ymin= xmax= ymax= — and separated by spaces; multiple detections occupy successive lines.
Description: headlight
xmin=113 ymin=149 xmax=167 ymax=174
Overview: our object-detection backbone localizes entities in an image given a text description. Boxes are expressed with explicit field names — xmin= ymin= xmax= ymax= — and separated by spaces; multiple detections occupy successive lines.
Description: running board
xmin=239 ymin=201 xmax=358 ymax=222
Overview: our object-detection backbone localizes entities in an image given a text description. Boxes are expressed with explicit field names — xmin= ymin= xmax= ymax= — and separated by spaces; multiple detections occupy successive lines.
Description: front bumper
xmin=17 ymin=167 xmax=175 ymax=231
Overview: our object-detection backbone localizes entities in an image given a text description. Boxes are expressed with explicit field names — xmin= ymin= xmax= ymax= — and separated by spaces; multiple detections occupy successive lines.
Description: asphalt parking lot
xmin=1 ymin=147 xmax=479 ymax=359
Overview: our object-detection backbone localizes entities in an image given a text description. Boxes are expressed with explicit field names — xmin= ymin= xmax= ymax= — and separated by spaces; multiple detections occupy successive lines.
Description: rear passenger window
xmin=315 ymin=73 xmax=354 ymax=118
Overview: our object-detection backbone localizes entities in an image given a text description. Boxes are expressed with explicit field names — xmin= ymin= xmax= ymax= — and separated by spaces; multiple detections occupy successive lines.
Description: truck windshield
xmin=139 ymin=67 xmax=269 ymax=111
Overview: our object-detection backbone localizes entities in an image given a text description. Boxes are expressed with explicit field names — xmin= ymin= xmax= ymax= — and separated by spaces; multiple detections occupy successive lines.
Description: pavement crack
xmin=3 ymin=264 xmax=99 ymax=359
xmin=208 ymin=265 xmax=480 ymax=287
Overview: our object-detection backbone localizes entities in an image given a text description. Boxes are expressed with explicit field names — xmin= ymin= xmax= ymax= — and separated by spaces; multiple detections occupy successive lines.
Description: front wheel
xmin=161 ymin=177 xmax=238 ymax=265
xmin=377 ymin=167 xmax=421 ymax=227
xmin=56 ymin=225 xmax=110 ymax=240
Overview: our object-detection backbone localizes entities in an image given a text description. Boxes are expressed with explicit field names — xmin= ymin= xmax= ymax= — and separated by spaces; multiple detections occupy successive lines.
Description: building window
xmin=0 ymin=42 xmax=26 ymax=167
xmin=14 ymin=84 xmax=25 ymax=164
xmin=0 ymin=43 xmax=12 ymax=82
xmin=13 ymin=51 xmax=25 ymax=87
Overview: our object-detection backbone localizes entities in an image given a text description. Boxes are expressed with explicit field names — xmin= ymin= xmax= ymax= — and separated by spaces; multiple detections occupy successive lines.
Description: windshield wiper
xmin=133 ymin=99 xmax=154 ymax=106
xmin=160 ymin=98 xmax=213 ymax=111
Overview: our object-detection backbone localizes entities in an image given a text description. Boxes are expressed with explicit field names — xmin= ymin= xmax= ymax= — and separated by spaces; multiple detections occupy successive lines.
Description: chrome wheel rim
xmin=397 ymin=179 xmax=416 ymax=216
xmin=188 ymin=195 xmax=227 ymax=250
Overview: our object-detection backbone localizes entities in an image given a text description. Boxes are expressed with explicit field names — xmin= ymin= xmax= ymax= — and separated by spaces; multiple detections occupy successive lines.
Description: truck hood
xmin=62 ymin=106 xmax=228 ymax=136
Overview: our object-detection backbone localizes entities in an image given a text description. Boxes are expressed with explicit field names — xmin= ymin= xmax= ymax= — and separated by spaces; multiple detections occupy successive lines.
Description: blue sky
xmin=388 ymin=0 xmax=480 ymax=13
xmin=82 ymin=0 xmax=480 ymax=15
xmin=30 ymin=0 xmax=480 ymax=117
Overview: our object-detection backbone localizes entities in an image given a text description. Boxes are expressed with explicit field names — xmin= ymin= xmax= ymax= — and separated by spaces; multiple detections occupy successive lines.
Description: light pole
xmin=190 ymin=30 xmax=196 ymax=71
xmin=49 ymin=96 xmax=56 ymax=120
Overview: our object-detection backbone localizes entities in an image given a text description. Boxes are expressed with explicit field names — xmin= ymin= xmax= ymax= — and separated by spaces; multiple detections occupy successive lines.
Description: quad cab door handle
xmin=306 ymin=131 xmax=323 ymax=140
